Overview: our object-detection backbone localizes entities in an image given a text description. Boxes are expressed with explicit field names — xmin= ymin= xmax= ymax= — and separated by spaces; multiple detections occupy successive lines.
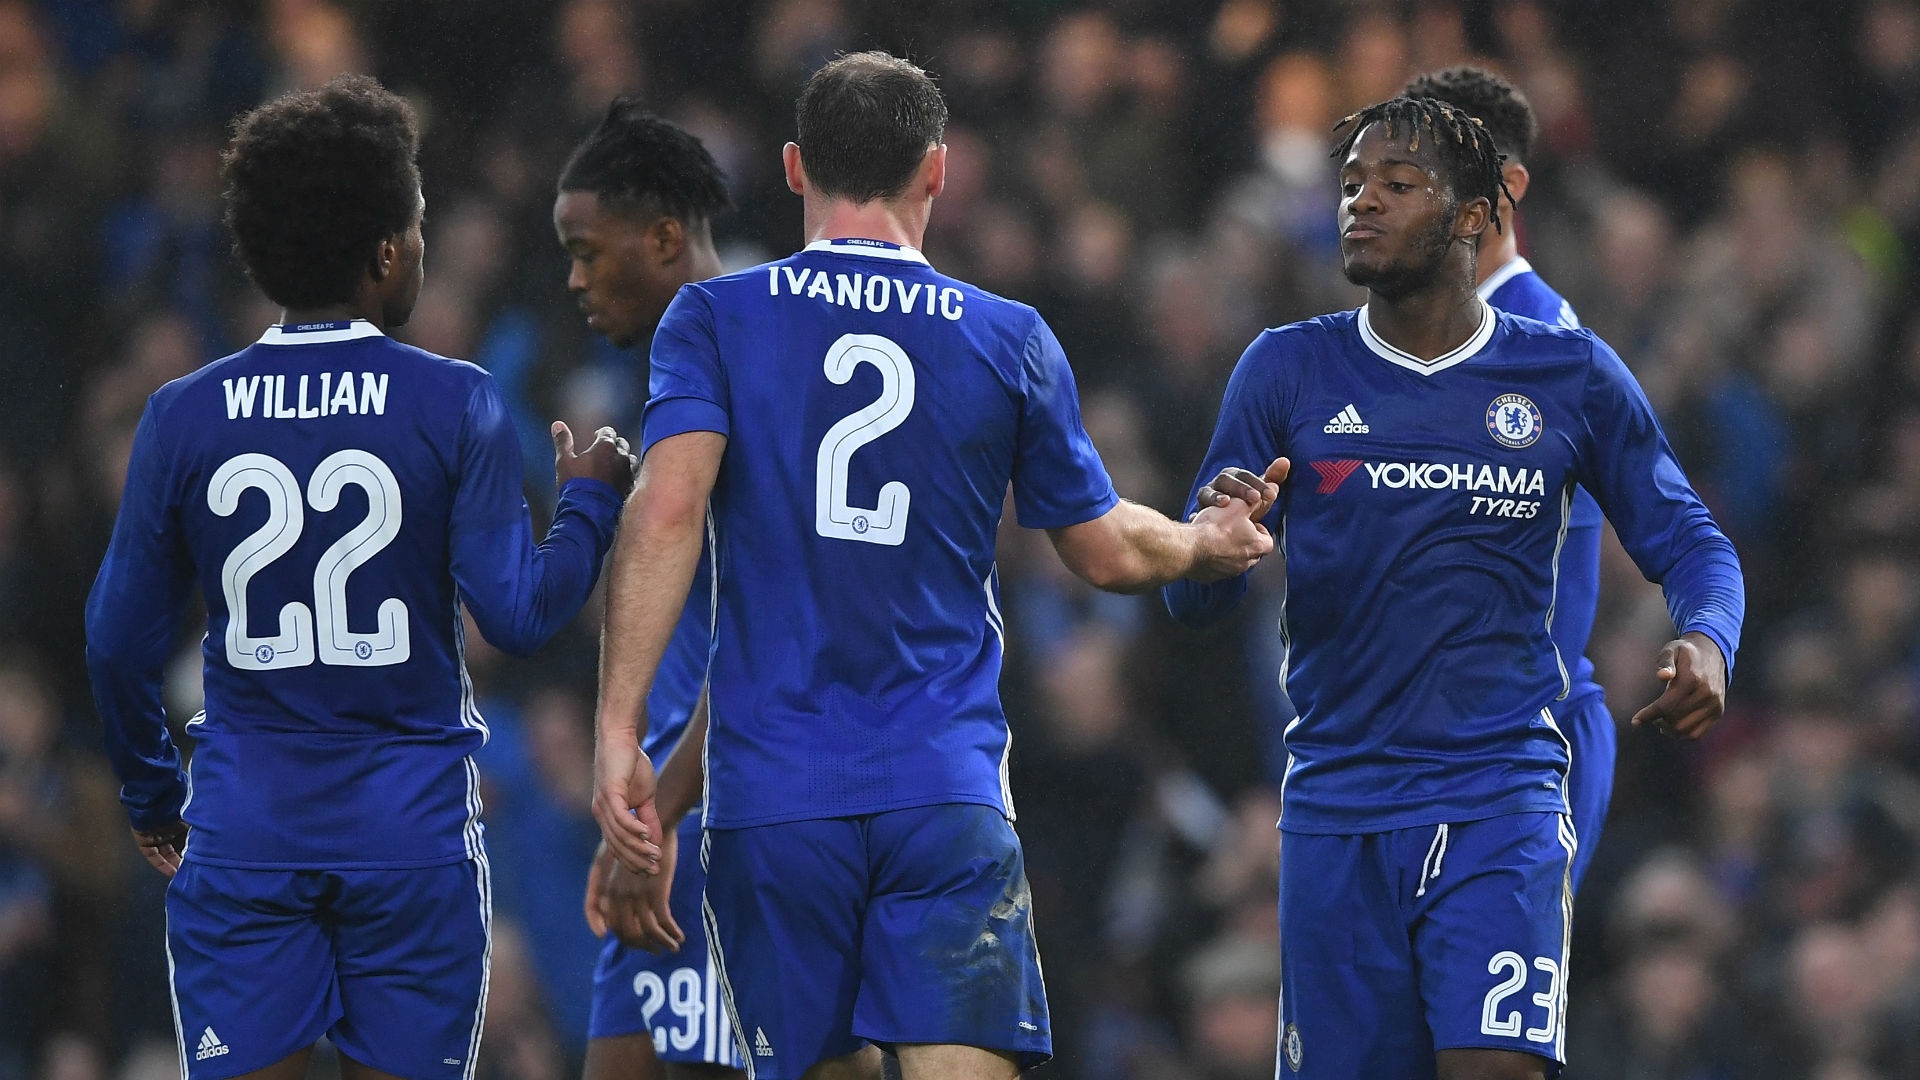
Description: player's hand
xmin=1194 ymin=457 xmax=1289 ymax=523
xmin=607 ymin=826 xmax=685 ymax=953
xmin=131 ymin=820 xmax=189 ymax=878
xmin=1187 ymin=487 xmax=1276 ymax=582
xmin=1631 ymin=632 xmax=1727 ymax=739
xmin=592 ymin=738 xmax=664 ymax=875
xmin=554 ymin=421 xmax=639 ymax=498
xmin=585 ymin=836 xmax=685 ymax=951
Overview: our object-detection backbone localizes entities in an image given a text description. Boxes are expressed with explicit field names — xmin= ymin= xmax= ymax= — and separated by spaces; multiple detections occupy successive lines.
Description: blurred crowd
xmin=3 ymin=0 xmax=1918 ymax=1077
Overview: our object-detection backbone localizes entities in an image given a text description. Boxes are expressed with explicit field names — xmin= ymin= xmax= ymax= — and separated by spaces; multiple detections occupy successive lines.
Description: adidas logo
xmin=195 ymin=1027 xmax=230 ymax=1061
xmin=1323 ymin=404 xmax=1370 ymax=434
xmin=754 ymin=1026 xmax=774 ymax=1057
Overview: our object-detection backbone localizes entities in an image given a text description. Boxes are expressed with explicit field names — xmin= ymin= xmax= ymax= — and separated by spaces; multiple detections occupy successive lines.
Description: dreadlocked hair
xmin=1331 ymin=95 xmax=1514 ymax=235
xmin=558 ymin=96 xmax=732 ymax=224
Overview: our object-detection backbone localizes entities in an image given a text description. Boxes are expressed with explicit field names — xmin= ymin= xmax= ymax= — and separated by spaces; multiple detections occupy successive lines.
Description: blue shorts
xmin=702 ymin=803 xmax=1049 ymax=1079
xmin=1278 ymin=813 xmax=1574 ymax=1079
xmin=589 ymin=813 xmax=741 ymax=1067
xmin=165 ymin=856 xmax=490 ymax=1080
xmin=1560 ymin=694 xmax=1615 ymax=893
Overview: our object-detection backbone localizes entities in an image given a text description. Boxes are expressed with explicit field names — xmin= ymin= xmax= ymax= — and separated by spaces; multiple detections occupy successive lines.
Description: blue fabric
xmin=1277 ymin=814 xmax=1574 ymax=1079
xmin=1560 ymin=693 xmax=1616 ymax=892
xmin=1165 ymin=310 xmax=1743 ymax=834
xmin=701 ymin=804 xmax=1051 ymax=1078
xmin=165 ymin=858 xmax=489 ymax=1079
xmin=643 ymin=242 xmax=1117 ymax=829
xmin=1486 ymin=267 xmax=1613 ymax=892
xmin=86 ymin=322 xmax=622 ymax=866
xmin=588 ymin=812 xmax=741 ymax=1066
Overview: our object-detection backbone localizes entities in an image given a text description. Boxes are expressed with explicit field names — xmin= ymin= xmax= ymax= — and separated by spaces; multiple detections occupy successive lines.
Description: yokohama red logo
xmin=1310 ymin=459 xmax=1363 ymax=494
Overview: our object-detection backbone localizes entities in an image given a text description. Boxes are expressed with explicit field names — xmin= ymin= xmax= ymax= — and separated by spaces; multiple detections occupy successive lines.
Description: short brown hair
xmin=795 ymin=51 xmax=947 ymax=204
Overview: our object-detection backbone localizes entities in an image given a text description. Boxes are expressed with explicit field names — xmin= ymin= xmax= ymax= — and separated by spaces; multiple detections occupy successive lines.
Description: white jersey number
xmin=815 ymin=333 xmax=914 ymax=546
xmin=1480 ymin=951 xmax=1563 ymax=1044
xmin=633 ymin=967 xmax=707 ymax=1056
xmin=209 ymin=450 xmax=411 ymax=670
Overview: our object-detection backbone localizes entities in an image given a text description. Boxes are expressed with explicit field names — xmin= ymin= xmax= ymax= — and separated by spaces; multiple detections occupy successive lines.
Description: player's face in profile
xmin=383 ymin=191 xmax=427 ymax=327
xmin=1337 ymin=124 xmax=1459 ymax=298
xmin=553 ymin=190 xmax=668 ymax=348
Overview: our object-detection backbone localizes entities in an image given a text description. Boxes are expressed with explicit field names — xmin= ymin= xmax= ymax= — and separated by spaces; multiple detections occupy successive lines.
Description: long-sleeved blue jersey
xmin=86 ymin=320 xmax=622 ymax=868
xmin=1165 ymin=304 xmax=1743 ymax=833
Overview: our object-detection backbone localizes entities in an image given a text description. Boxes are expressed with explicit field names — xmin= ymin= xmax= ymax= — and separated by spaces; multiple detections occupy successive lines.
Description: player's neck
xmin=687 ymin=237 xmax=723 ymax=283
xmin=1474 ymin=229 xmax=1521 ymax=289
xmin=279 ymin=303 xmax=383 ymax=331
xmin=805 ymin=196 xmax=929 ymax=252
xmin=1366 ymin=280 xmax=1485 ymax=362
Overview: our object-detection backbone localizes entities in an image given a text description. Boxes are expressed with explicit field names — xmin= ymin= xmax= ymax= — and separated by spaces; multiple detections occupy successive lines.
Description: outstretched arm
xmin=592 ymin=430 xmax=724 ymax=873
xmin=449 ymin=378 xmax=633 ymax=656
xmin=1049 ymin=463 xmax=1281 ymax=593
xmin=1164 ymin=338 xmax=1291 ymax=628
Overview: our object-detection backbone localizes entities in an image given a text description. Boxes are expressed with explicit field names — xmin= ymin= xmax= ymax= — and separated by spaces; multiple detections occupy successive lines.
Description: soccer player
xmin=1404 ymin=66 xmax=1612 ymax=893
xmin=552 ymin=98 xmax=743 ymax=1080
xmin=590 ymin=52 xmax=1275 ymax=1080
xmin=1166 ymin=96 xmax=1744 ymax=1080
xmin=85 ymin=75 xmax=637 ymax=1080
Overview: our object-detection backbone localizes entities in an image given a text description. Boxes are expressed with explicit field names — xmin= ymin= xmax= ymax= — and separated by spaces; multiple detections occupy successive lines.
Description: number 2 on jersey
xmin=210 ymin=450 xmax=410 ymax=670
xmin=816 ymin=333 xmax=915 ymax=546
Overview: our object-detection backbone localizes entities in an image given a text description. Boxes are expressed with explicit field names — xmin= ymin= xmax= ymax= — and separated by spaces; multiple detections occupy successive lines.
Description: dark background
xmin=3 ymin=1 xmax=1918 ymax=1078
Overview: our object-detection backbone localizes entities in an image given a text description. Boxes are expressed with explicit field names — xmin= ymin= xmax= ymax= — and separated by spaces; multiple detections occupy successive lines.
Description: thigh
xmin=166 ymin=862 xmax=338 ymax=1079
xmin=324 ymin=858 xmax=491 ymax=1080
xmin=891 ymin=1043 xmax=1018 ymax=1080
xmin=857 ymin=804 xmax=1049 ymax=1070
xmin=1278 ymin=830 xmax=1434 ymax=1080
xmin=592 ymin=815 xmax=742 ymax=1069
xmin=584 ymin=1033 xmax=661 ymax=1080
xmin=704 ymin=819 xmax=869 ymax=1080
xmin=1413 ymin=813 xmax=1572 ymax=1073
xmin=1559 ymin=697 xmax=1616 ymax=894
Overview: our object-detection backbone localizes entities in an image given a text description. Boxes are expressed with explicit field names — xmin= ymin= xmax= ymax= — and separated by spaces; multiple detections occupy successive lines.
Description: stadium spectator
xmin=5 ymin=2 xmax=1916 ymax=1075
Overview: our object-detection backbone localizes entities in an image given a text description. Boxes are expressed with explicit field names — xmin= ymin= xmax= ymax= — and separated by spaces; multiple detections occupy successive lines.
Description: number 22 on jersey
xmin=816 ymin=333 xmax=915 ymax=546
xmin=209 ymin=449 xmax=410 ymax=670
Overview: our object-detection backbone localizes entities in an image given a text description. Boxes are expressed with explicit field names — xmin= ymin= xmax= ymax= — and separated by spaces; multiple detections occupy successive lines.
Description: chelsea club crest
xmin=1284 ymin=1022 xmax=1303 ymax=1072
xmin=1486 ymin=393 xmax=1543 ymax=448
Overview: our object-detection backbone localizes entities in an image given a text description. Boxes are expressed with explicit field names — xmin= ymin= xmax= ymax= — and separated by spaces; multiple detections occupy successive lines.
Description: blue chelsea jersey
xmin=1482 ymin=258 xmax=1606 ymax=714
xmin=644 ymin=239 xmax=1118 ymax=829
xmin=86 ymin=321 xmax=623 ymax=868
xmin=1165 ymin=306 xmax=1743 ymax=834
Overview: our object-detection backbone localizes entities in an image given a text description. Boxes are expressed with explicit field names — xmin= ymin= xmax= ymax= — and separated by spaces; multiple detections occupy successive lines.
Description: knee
xmin=1435 ymin=1048 xmax=1548 ymax=1080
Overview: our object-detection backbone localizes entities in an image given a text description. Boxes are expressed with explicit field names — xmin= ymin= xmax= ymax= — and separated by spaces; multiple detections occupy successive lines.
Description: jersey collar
xmin=257 ymin=319 xmax=386 ymax=345
xmin=1357 ymin=299 xmax=1497 ymax=377
xmin=1475 ymin=256 xmax=1534 ymax=301
xmin=804 ymin=238 xmax=931 ymax=264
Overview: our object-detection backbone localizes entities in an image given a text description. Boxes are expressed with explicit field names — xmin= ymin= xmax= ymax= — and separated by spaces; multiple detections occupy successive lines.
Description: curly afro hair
xmin=1404 ymin=66 xmax=1537 ymax=164
xmin=558 ymin=97 xmax=731 ymax=223
xmin=221 ymin=74 xmax=421 ymax=308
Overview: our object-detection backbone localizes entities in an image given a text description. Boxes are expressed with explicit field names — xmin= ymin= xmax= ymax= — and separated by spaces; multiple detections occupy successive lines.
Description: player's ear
xmin=369 ymin=235 xmax=399 ymax=283
xmin=923 ymin=143 xmax=947 ymax=200
xmin=1455 ymin=194 xmax=1491 ymax=241
xmin=783 ymin=142 xmax=806 ymax=196
xmin=650 ymin=216 xmax=686 ymax=264
xmin=1503 ymin=161 xmax=1531 ymax=207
